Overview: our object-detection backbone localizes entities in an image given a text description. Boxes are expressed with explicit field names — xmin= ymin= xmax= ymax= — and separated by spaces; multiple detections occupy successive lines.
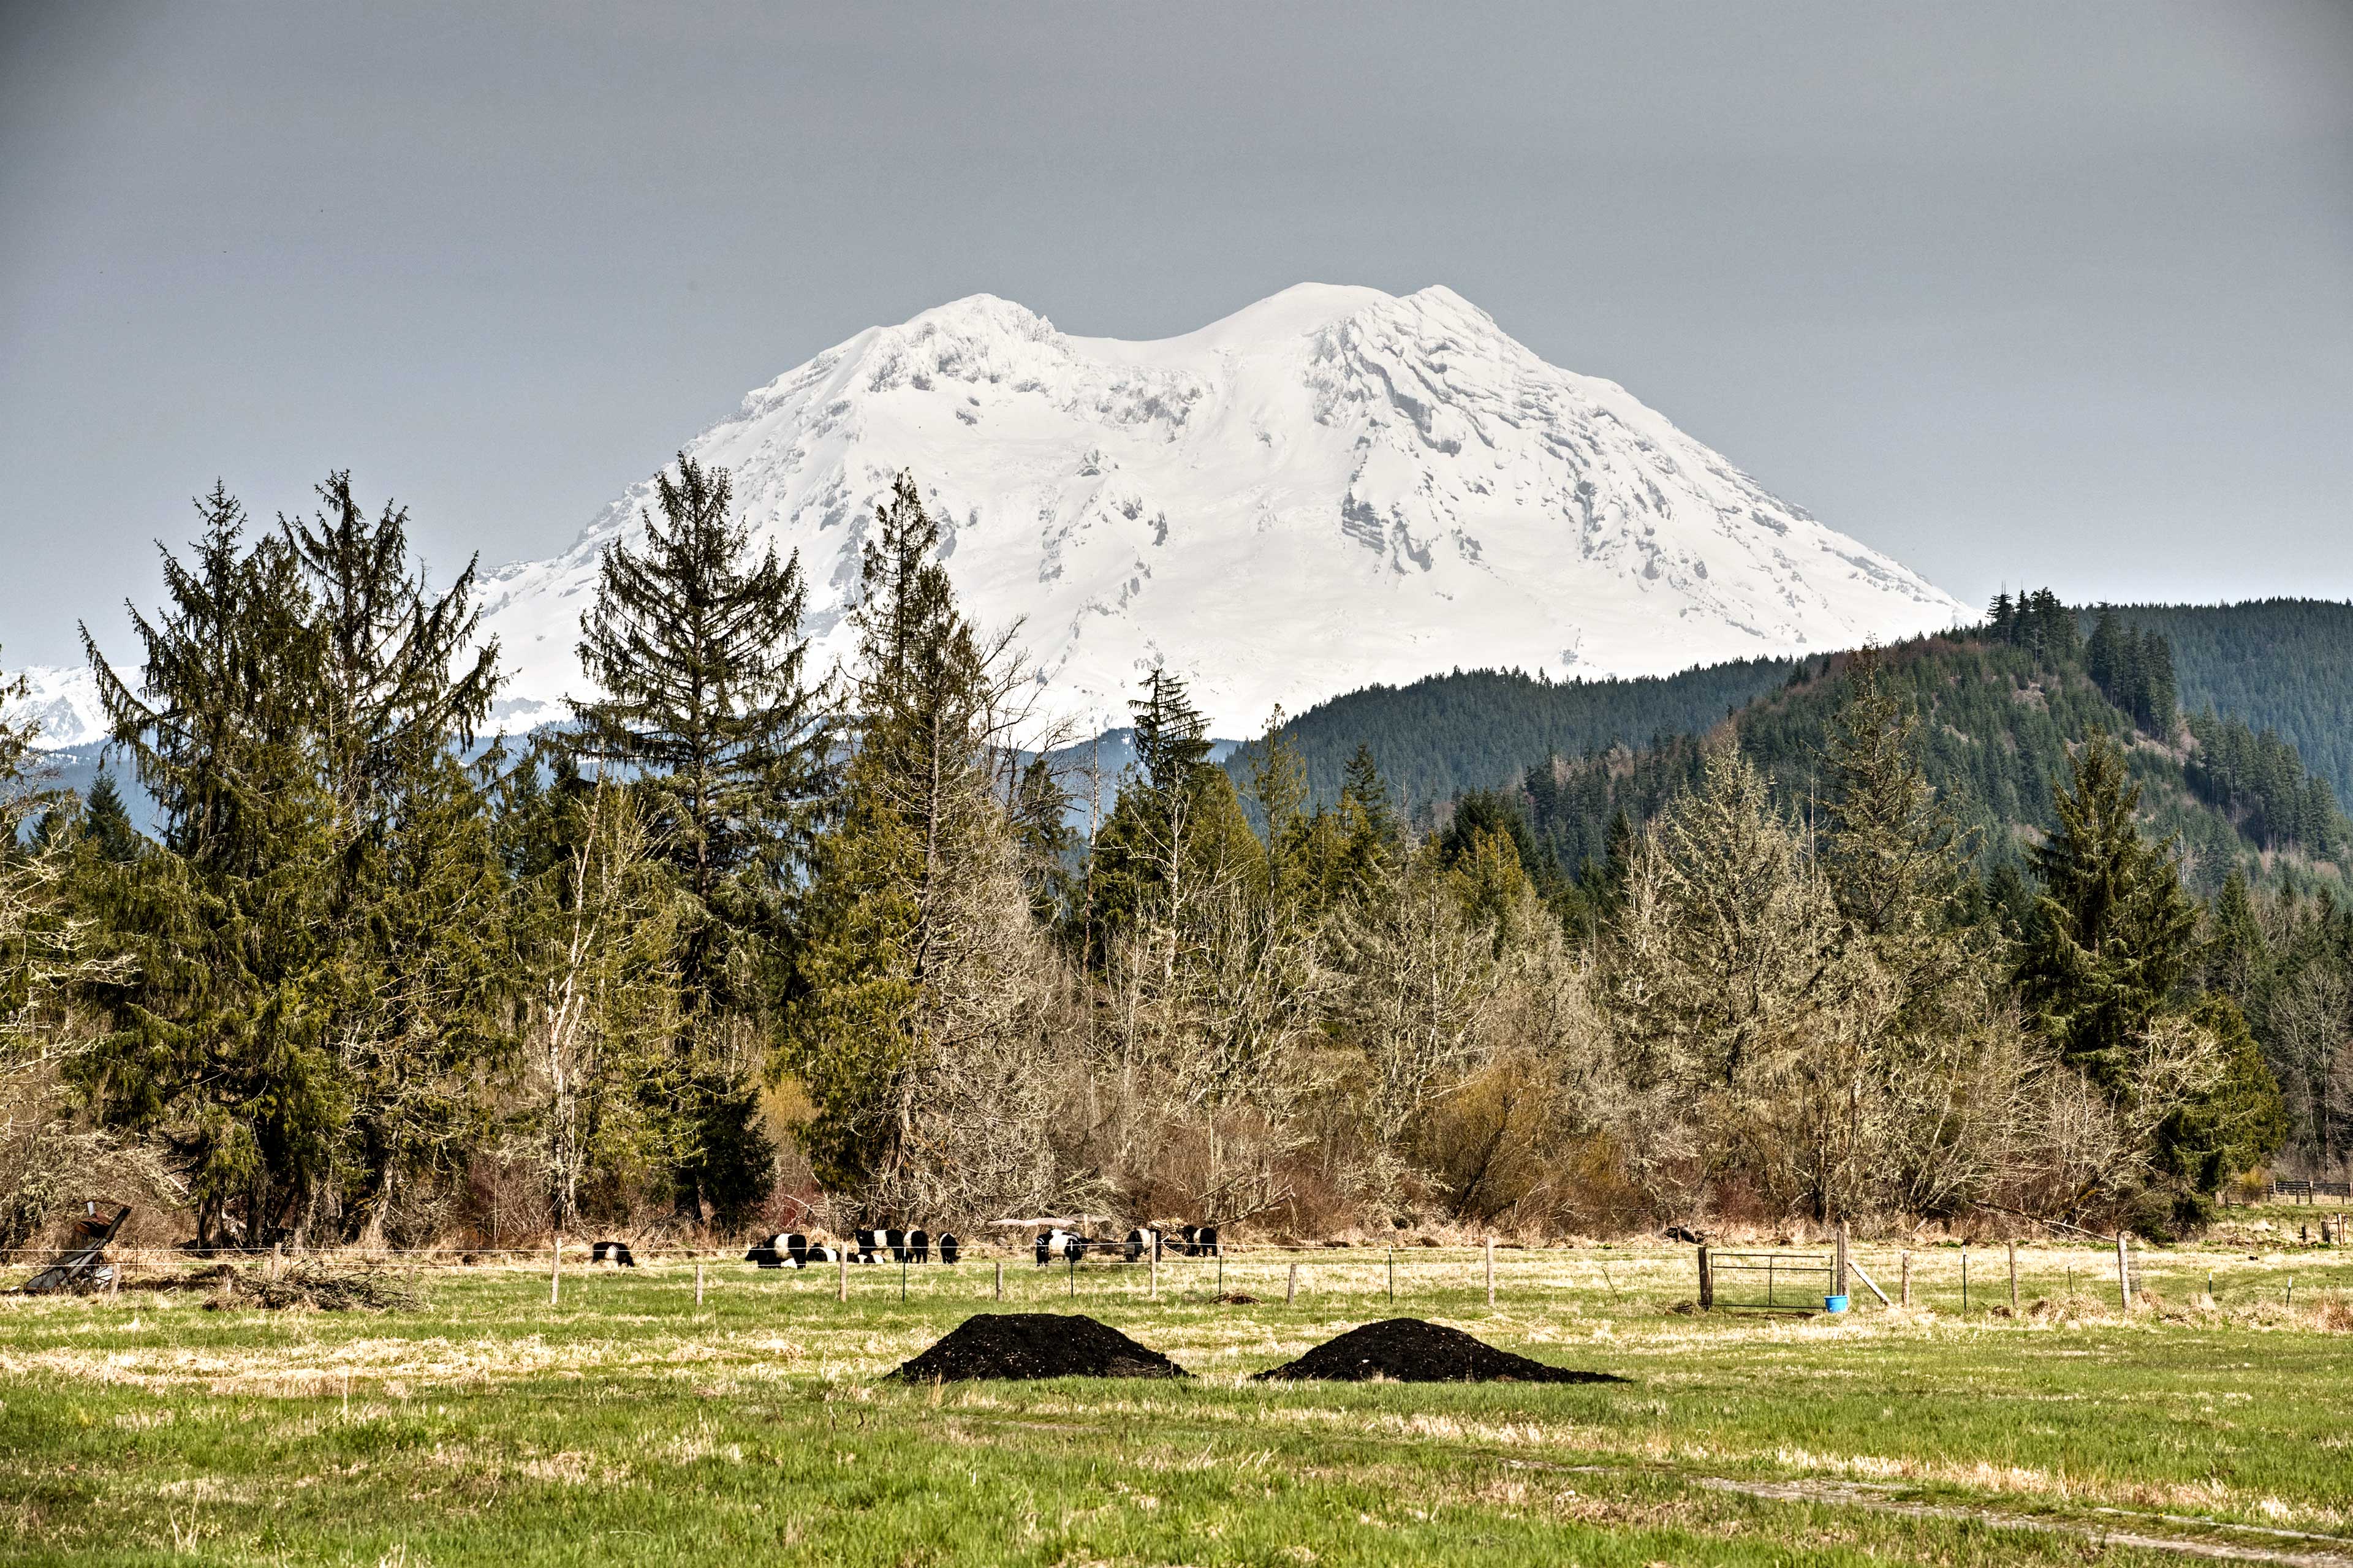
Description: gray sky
xmin=4 ymin=2 xmax=2349 ymax=670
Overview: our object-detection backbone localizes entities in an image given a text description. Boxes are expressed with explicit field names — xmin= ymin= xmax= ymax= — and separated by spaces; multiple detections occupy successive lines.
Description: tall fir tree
xmin=784 ymin=474 xmax=1047 ymax=1208
xmin=2015 ymin=737 xmax=2200 ymax=1091
xmin=282 ymin=473 xmax=508 ymax=1240
xmin=79 ymin=486 xmax=342 ymax=1246
xmin=570 ymin=452 xmax=828 ymax=1224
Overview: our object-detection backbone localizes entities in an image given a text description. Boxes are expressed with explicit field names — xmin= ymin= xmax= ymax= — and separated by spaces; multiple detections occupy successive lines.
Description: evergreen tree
xmin=570 ymin=451 xmax=829 ymax=1222
xmin=1330 ymin=742 xmax=1402 ymax=903
xmin=1082 ymin=668 xmax=1259 ymax=960
xmin=282 ymin=473 xmax=508 ymax=1241
xmin=784 ymin=474 xmax=1050 ymax=1210
xmin=78 ymin=485 xmax=342 ymax=1246
xmin=2016 ymin=738 xmax=2200 ymax=1091
xmin=1006 ymin=755 xmax=1079 ymax=924
xmin=81 ymin=771 xmax=143 ymax=864
xmin=1818 ymin=647 xmax=1978 ymax=1017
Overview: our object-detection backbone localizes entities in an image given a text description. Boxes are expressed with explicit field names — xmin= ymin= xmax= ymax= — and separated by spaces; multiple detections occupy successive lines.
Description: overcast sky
xmin=4 ymin=2 xmax=2349 ymax=669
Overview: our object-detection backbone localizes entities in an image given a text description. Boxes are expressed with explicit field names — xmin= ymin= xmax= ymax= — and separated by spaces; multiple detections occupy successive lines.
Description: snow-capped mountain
xmin=14 ymin=284 xmax=1967 ymax=748
xmin=4 ymin=664 xmax=107 ymax=750
xmin=474 ymin=284 xmax=1961 ymax=737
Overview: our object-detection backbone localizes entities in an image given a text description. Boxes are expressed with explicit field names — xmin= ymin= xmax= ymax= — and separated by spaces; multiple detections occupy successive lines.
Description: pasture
xmin=4 ymin=1233 xmax=2351 ymax=1566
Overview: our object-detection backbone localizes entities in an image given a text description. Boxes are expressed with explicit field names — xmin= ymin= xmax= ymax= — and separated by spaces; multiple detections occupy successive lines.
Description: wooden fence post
xmin=995 ymin=1260 xmax=1003 ymax=1301
xmin=1286 ymin=1262 xmax=1298 ymax=1305
xmin=1697 ymin=1244 xmax=1713 ymax=1310
xmin=695 ymin=1263 xmax=704 ymax=1306
xmin=2008 ymin=1242 xmax=2018 ymax=1311
xmin=550 ymin=1233 xmax=561 ymax=1306
xmin=1900 ymin=1250 xmax=1911 ymax=1308
xmin=838 ymin=1246 xmax=848 ymax=1303
xmin=2115 ymin=1232 xmax=2131 ymax=1311
xmin=1485 ymin=1237 xmax=1496 ymax=1308
xmin=1150 ymin=1244 xmax=1159 ymax=1301
xmin=1835 ymin=1222 xmax=1849 ymax=1301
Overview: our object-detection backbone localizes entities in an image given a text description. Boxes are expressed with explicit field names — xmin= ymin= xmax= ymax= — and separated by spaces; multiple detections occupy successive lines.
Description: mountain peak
xmin=27 ymin=285 xmax=1963 ymax=748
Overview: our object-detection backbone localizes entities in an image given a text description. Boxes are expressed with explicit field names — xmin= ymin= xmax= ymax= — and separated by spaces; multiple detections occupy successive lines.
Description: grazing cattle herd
xmin=737 ymin=1222 xmax=1219 ymax=1270
xmin=745 ymin=1229 xmax=965 ymax=1268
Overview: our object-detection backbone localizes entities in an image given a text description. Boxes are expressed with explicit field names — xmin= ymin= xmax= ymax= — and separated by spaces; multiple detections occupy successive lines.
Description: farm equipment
xmin=18 ymin=1203 xmax=131 ymax=1295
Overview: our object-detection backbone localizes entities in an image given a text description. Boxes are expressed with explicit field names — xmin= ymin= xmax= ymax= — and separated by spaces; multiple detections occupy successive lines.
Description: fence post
xmin=1150 ymin=1244 xmax=1159 ymax=1301
xmin=1485 ymin=1237 xmax=1496 ymax=1308
xmin=271 ymin=1241 xmax=282 ymax=1282
xmin=1900 ymin=1250 xmax=1911 ymax=1308
xmin=2008 ymin=1242 xmax=2018 ymax=1311
xmin=1286 ymin=1262 xmax=1298 ymax=1305
xmin=1835 ymin=1222 xmax=1849 ymax=1301
xmin=2115 ymin=1232 xmax=2131 ymax=1311
xmin=1697 ymin=1244 xmax=1713 ymax=1310
xmin=550 ymin=1233 xmax=561 ymax=1306
xmin=695 ymin=1262 xmax=704 ymax=1306
xmin=1387 ymin=1248 xmax=1395 ymax=1303
xmin=1961 ymin=1247 xmax=1968 ymax=1312
xmin=838 ymin=1246 xmax=847 ymax=1303
xmin=995 ymin=1259 xmax=1003 ymax=1301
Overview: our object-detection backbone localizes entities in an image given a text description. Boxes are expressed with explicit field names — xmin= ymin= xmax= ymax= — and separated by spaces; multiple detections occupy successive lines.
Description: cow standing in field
xmin=1034 ymin=1229 xmax=1088 ymax=1265
xmin=1168 ymin=1225 xmax=1220 ymax=1257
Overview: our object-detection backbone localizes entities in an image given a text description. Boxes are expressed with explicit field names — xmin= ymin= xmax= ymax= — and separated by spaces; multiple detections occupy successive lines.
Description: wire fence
xmin=8 ymin=1236 xmax=2349 ymax=1314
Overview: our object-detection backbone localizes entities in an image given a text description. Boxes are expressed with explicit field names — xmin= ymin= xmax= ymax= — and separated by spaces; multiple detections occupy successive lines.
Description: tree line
xmin=0 ymin=480 xmax=2330 ymax=1254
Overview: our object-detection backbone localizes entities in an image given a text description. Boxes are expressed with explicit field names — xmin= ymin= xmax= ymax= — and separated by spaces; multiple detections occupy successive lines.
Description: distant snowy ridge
xmin=4 ymin=665 xmax=107 ymax=750
xmin=17 ymin=282 xmax=1968 ymax=749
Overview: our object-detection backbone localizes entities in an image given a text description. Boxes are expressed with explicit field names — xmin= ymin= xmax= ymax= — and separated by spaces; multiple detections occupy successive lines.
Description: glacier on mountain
xmin=15 ymin=284 xmax=1966 ymax=748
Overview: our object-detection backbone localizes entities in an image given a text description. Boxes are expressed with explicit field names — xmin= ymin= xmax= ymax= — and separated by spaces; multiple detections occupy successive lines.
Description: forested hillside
xmin=2084 ymin=600 xmax=2353 ymax=807
xmin=1243 ymin=598 xmax=2353 ymax=900
xmin=1499 ymin=612 xmax=2346 ymax=899
xmin=1226 ymin=657 xmax=1800 ymax=811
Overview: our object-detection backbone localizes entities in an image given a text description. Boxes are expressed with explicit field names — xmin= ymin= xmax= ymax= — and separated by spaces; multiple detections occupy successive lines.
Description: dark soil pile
xmin=1254 ymin=1318 xmax=1627 ymax=1384
xmin=892 ymin=1312 xmax=1189 ymax=1382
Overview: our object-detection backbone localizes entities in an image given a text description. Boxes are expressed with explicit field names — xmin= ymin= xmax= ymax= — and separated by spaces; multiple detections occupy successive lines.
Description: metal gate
xmin=1698 ymin=1248 xmax=1834 ymax=1309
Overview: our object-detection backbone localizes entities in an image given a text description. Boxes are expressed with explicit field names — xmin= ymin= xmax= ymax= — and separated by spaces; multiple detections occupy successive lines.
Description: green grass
xmin=4 ymin=1243 xmax=2352 ymax=1566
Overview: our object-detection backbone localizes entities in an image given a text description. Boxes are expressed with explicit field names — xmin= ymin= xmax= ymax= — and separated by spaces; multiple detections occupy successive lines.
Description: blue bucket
xmin=1824 ymin=1294 xmax=1850 ymax=1313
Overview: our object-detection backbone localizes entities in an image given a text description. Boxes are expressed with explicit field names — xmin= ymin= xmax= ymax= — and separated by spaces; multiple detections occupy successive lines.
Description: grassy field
xmin=4 ymin=1233 xmax=2351 ymax=1566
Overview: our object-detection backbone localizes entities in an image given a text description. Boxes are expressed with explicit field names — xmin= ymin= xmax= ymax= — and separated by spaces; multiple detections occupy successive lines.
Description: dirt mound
xmin=1254 ymin=1318 xmax=1627 ymax=1384
xmin=892 ymin=1313 xmax=1189 ymax=1382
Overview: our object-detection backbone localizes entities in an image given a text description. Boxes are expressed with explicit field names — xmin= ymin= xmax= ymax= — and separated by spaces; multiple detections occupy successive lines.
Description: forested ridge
xmin=2 ymin=471 xmax=2347 ymax=1267
xmin=2083 ymin=600 xmax=2353 ymax=808
xmin=1241 ymin=599 xmax=2353 ymax=838
xmin=1233 ymin=657 xmax=1801 ymax=812
xmin=1498 ymin=606 xmax=2346 ymax=901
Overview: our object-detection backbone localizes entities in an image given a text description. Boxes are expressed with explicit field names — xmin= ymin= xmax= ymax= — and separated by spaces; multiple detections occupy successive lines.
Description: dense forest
xmin=1241 ymin=599 xmax=2353 ymax=834
xmin=1493 ymin=596 xmax=2345 ymax=901
xmin=1 ymin=468 xmax=2344 ymax=1265
xmin=2088 ymin=600 xmax=2353 ymax=808
xmin=1224 ymin=657 xmax=1802 ymax=811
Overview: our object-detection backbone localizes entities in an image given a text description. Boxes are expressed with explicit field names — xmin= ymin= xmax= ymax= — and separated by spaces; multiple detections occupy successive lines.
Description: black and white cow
xmin=1123 ymin=1227 xmax=1159 ymax=1263
xmin=937 ymin=1233 xmax=960 ymax=1265
xmin=745 ymin=1232 xmax=803 ymax=1268
xmin=907 ymin=1228 xmax=931 ymax=1263
xmin=1034 ymin=1228 xmax=1089 ymax=1265
xmin=590 ymin=1240 xmax=636 ymax=1268
xmin=1167 ymin=1225 xmax=1220 ymax=1257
